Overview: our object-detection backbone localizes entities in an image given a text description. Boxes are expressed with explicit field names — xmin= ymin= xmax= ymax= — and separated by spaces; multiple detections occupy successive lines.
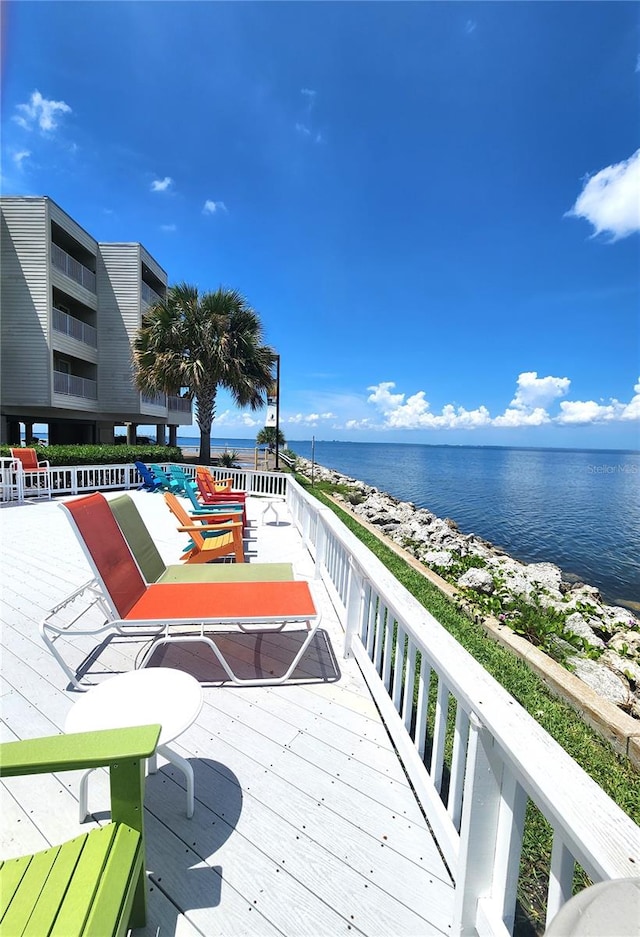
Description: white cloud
xmin=14 ymin=90 xmax=71 ymax=132
xmin=286 ymin=412 xmax=335 ymax=425
xmin=151 ymin=176 xmax=173 ymax=192
xmin=493 ymin=407 xmax=551 ymax=427
xmin=296 ymin=123 xmax=311 ymax=136
xmin=465 ymin=19 xmax=477 ymax=34
xmin=12 ymin=150 xmax=30 ymax=167
xmin=566 ymin=149 xmax=640 ymax=241
xmin=556 ymin=400 xmax=623 ymax=425
xmin=364 ymin=374 xmax=639 ymax=432
xmin=636 ymin=54 xmax=640 ymax=74
xmin=160 ymin=223 xmax=177 ymax=232
xmin=508 ymin=371 xmax=571 ymax=410
xmin=621 ymin=379 xmax=640 ymax=421
xmin=367 ymin=382 xmax=491 ymax=429
xmin=203 ymin=200 xmax=227 ymax=215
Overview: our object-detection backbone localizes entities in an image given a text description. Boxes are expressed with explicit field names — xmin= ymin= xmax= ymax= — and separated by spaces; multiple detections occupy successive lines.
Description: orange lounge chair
xmin=41 ymin=492 xmax=320 ymax=689
xmin=162 ymin=491 xmax=245 ymax=564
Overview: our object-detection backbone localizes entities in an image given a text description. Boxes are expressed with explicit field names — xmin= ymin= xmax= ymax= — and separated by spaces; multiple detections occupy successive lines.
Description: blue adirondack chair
xmin=134 ymin=461 xmax=162 ymax=492
xmin=149 ymin=464 xmax=181 ymax=492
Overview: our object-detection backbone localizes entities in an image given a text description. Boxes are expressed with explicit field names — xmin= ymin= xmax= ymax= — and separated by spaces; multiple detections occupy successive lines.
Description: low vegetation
xmin=0 ymin=444 xmax=183 ymax=466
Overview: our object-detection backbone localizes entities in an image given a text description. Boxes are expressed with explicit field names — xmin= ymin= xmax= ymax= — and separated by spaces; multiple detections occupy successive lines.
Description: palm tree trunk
xmin=196 ymin=386 xmax=216 ymax=464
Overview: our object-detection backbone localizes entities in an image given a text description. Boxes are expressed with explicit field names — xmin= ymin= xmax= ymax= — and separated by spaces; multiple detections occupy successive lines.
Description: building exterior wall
xmin=0 ymin=195 xmax=190 ymax=443
xmin=0 ymin=198 xmax=51 ymax=408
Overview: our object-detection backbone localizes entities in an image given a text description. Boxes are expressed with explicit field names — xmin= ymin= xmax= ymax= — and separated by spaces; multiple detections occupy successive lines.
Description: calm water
xmin=289 ymin=441 xmax=640 ymax=609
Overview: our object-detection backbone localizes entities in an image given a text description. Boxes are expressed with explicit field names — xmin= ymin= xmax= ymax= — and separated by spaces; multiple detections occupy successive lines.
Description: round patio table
xmin=65 ymin=667 xmax=203 ymax=819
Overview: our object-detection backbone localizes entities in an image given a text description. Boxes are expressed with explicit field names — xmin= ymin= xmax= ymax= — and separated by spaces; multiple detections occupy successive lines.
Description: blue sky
xmin=2 ymin=1 xmax=639 ymax=450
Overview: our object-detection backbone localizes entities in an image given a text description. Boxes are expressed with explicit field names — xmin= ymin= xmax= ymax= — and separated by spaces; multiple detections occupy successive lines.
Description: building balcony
xmin=51 ymin=243 xmax=97 ymax=293
xmin=52 ymin=307 xmax=97 ymax=348
xmin=53 ymin=369 xmax=98 ymax=399
xmin=141 ymin=391 xmax=167 ymax=408
xmin=141 ymin=280 xmax=164 ymax=307
xmin=168 ymin=394 xmax=192 ymax=413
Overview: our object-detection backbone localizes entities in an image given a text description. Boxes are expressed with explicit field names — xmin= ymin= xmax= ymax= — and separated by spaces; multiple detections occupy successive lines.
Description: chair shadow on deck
xmin=142 ymin=629 xmax=341 ymax=685
xmin=131 ymin=758 xmax=244 ymax=934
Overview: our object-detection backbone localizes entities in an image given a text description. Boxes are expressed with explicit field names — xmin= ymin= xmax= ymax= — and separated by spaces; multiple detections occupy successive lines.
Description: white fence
xmin=0 ymin=461 xmax=287 ymax=502
xmin=285 ymin=476 xmax=640 ymax=936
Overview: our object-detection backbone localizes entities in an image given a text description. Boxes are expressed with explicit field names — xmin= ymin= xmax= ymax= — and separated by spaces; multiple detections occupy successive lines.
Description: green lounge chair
xmin=108 ymin=494 xmax=293 ymax=584
xmin=0 ymin=724 xmax=161 ymax=936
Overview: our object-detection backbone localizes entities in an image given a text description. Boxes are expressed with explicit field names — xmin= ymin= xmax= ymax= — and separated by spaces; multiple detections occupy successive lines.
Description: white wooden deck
xmin=0 ymin=490 xmax=455 ymax=936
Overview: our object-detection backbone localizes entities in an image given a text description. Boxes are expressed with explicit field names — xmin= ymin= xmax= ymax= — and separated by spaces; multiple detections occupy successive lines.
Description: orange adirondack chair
xmin=163 ymin=492 xmax=245 ymax=564
xmin=195 ymin=467 xmax=247 ymax=526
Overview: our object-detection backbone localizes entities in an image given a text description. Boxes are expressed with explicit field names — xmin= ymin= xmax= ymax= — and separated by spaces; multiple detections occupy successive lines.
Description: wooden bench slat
xmin=1 ymin=845 xmax=62 ymax=934
xmin=83 ymin=825 xmax=142 ymax=937
xmin=50 ymin=825 xmax=118 ymax=937
xmin=0 ymin=854 xmax=34 ymax=922
xmin=22 ymin=834 xmax=87 ymax=937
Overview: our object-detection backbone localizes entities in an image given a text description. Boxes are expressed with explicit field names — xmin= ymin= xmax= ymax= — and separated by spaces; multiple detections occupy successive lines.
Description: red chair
xmin=10 ymin=447 xmax=51 ymax=499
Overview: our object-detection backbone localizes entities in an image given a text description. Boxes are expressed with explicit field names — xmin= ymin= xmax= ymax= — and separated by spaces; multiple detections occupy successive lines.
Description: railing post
xmin=314 ymin=518 xmax=326 ymax=580
xmin=343 ymin=559 xmax=364 ymax=658
xmin=453 ymin=713 xmax=505 ymax=936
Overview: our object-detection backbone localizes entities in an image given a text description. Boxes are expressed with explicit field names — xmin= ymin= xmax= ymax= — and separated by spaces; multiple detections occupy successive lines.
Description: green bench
xmin=0 ymin=724 xmax=160 ymax=936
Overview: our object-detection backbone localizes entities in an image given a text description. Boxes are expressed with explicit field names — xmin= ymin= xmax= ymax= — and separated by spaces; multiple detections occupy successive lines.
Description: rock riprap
xmin=296 ymin=457 xmax=640 ymax=718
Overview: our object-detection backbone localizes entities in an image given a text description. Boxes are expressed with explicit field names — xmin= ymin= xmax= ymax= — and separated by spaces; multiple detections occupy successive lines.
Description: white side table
xmin=65 ymin=668 xmax=203 ymax=820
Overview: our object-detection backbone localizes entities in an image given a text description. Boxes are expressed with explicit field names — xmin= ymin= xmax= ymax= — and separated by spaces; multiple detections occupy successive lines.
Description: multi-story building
xmin=0 ymin=195 xmax=192 ymax=445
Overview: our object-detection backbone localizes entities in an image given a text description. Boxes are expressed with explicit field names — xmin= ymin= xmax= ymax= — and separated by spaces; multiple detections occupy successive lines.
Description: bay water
xmin=287 ymin=441 xmax=640 ymax=610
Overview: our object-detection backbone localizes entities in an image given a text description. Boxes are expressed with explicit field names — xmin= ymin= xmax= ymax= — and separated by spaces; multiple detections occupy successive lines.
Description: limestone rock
xmin=457 ymin=568 xmax=495 ymax=594
xmin=424 ymin=550 xmax=454 ymax=569
xmin=564 ymin=613 xmax=606 ymax=649
xmin=608 ymin=631 xmax=640 ymax=656
xmin=569 ymin=658 xmax=631 ymax=707
xmin=601 ymin=650 xmax=640 ymax=686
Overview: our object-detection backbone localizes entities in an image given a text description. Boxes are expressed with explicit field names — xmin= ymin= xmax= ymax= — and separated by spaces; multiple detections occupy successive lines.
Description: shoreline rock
xmin=296 ymin=457 xmax=640 ymax=718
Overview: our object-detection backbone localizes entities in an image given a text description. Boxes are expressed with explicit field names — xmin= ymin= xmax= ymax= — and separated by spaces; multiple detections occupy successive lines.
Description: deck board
xmin=0 ymin=488 xmax=454 ymax=935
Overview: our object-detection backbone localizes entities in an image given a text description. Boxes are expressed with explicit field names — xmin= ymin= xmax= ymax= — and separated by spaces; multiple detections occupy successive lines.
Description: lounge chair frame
xmin=41 ymin=493 xmax=321 ymax=690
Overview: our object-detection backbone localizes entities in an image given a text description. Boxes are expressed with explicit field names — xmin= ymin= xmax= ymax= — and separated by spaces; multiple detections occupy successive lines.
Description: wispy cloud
xmin=13 ymin=90 xmax=71 ymax=132
xmin=636 ymin=53 xmax=640 ymax=73
xmin=151 ymin=176 xmax=173 ymax=192
xmin=203 ymin=199 xmax=227 ymax=215
xmin=296 ymin=87 xmax=323 ymax=144
xmin=566 ymin=148 xmax=640 ymax=241
xmin=12 ymin=150 xmax=31 ymax=168
xmin=286 ymin=412 xmax=336 ymax=426
xmin=160 ymin=223 xmax=177 ymax=232
xmin=465 ymin=20 xmax=477 ymax=35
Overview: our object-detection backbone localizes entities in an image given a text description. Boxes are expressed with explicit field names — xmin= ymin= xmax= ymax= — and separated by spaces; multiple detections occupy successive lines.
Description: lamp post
xmin=274 ymin=354 xmax=281 ymax=471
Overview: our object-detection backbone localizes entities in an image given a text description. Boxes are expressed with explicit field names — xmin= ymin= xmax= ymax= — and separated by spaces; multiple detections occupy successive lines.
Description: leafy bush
xmin=217 ymin=449 xmax=239 ymax=468
xmin=0 ymin=444 xmax=183 ymax=466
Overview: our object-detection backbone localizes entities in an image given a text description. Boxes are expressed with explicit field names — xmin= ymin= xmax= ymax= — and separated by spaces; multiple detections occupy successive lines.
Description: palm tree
xmin=256 ymin=426 xmax=286 ymax=454
xmin=133 ymin=283 xmax=276 ymax=463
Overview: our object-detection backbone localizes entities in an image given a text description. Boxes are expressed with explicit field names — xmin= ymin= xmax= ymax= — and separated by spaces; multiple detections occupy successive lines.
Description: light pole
xmin=274 ymin=354 xmax=281 ymax=470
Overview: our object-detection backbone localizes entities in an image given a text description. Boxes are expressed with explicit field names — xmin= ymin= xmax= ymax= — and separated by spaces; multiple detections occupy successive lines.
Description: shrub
xmin=0 ymin=444 xmax=183 ymax=466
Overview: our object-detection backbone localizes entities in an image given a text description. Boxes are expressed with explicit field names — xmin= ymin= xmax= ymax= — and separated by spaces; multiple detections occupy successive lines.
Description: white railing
xmin=53 ymin=370 xmax=98 ymax=399
xmin=285 ymin=477 xmax=640 ymax=936
xmin=47 ymin=463 xmax=141 ymax=496
xmin=141 ymin=392 xmax=167 ymax=407
xmin=141 ymin=280 xmax=164 ymax=307
xmin=0 ymin=458 xmax=23 ymax=504
xmin=51 ymin=243 xmax=96 ymax=292
xmin=52 ymin=307 xmax=97 ymax=347
xmin=168 ymin=395 xmax=192 ymax=413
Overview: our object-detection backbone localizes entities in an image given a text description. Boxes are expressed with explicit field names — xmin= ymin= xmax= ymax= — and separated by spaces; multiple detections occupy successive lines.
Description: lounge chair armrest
xmin=177 ymin=522 xmax=242 ymax=532
xmin=37 ymin=459 xmax=51 ymax=470
xmin=0 ymin=724 xmax=161 ymax=777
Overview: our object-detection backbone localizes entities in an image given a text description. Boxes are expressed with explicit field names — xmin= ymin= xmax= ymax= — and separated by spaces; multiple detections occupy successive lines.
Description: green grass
xmin=297 ymin=475 xmax=639 ymax=931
